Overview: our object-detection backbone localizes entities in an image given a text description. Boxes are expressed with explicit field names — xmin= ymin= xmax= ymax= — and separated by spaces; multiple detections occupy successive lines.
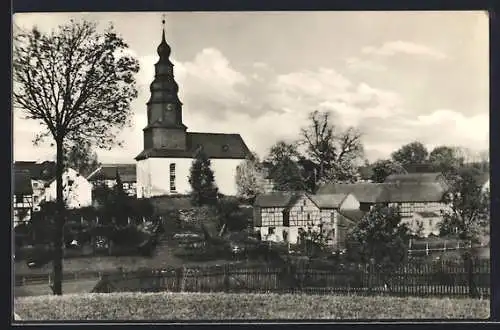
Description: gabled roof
xmin=309 ymin=193 xmax=349 ymax=209
xmin=14 ymin=170 xmax=33 ymax=195
xmin=317 ymin=172 xmax=449 ymax=204
xmin=384 ymin=172 xmax=444 ymax=184
xmin=255 ymin=192 xmax=350 ymax=210
xmin=135 ymin=132 xmax=250 ymax=160
xmin=316 ymin=183 xmax=388 ymax=203
xmin=13 ymin=161 xmax=56 ymax=181
xmin=377 ymin=182 xmax=448 ymax=203
xmin=87 ymin=164 xmax=136 ymax=182
xmin=254 ymin=191 xmax=304 ymax=208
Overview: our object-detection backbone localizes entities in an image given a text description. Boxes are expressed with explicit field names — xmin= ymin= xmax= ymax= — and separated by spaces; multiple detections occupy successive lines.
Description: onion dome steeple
xmin=141 ymin=15 xmax=187 ymax=152
xmin=157 ymin=19 xmax=172 ymax=58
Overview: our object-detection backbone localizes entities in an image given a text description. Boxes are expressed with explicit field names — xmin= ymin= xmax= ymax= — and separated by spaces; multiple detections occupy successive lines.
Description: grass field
xmin=14 ymin=280 xmax=99 ymax=297
xmin=14 ymin=292 xmax=489 ymax=320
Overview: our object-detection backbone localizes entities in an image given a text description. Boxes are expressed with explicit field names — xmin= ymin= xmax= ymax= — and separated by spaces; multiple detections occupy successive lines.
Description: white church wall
xmin=136 ymin=157 xmax=244 ymax=198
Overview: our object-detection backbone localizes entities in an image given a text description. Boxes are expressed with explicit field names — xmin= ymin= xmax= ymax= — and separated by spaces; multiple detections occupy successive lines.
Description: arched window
xmin=169 ymin=163 xmax=176 ymax=192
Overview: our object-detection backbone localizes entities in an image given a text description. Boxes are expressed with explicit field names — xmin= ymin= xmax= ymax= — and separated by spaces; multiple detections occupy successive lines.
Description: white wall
xmin=44 ymin=168 xmax=92 ymax=209
xmin=136 ymin=157 xmax=244 ymax=198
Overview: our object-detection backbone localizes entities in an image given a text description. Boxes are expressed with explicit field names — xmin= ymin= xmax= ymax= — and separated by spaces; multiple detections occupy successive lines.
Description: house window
xmin=283 ymin=230 xmax=288 ymax=242
xmin=282 ymin=210 xmax=290 ymax=226
xmin=15 ymin=195 xmax=23 ymax=204
xmin=429 ymin=219 xmax=433 ymax=226
xmin=307 ymin=213 xmax=311 ymax=221
xmin=268 ymin=227 xmax=275 ymax=235
xmin=33 ymin=196 xmax=39 ymax=204
xmin=300 ymin=206 xmax=304 ymax=212
xmin=169 ymin=163 xmax=176 ymax=192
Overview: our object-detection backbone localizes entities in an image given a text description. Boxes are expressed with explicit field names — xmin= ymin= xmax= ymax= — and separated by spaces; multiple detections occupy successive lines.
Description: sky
xmin=12 ymin=11 xmax=489 ymax=164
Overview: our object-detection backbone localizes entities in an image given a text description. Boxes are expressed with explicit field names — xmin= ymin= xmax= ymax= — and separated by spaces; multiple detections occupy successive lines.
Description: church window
xmin=169 ymin=163 xmax=176 ymax=192
xmin=222 ymin=144 xmax=229 ymax=152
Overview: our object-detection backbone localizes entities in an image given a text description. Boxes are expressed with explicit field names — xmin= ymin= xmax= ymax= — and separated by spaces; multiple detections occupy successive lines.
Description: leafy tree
xmin=63 ymin=140 xmax=100 ymax=177
xmin=113 ymin=170 xmax=129 ymax=225
xmin=413 ymin=220 xmax=425 ymax=239
xmin=235 ymin=152 xmax=265 ymax=202
xmin=265 ymin=141 xmax=306 ymax=191
xmin=439 ymin=167 xmax=490 ymax=245
xmin=299 ymin=110 xmax=364 ymax=184
xmin=189 ymin=149 xmax=219 ymax=206
xmin=216 ymin=197 xmax=249 ymax=232
xmin=370 ymin=159 xmax=407 ymax=183
xmin=13 ymin=20 xmax=139 ymax=294
xmin=428 ymin=145 xmax=464 ymax=176
xmin=391 ymin=141 xmax=429 ymax=169
xmin=297 ymin=224 xmax=331 ymax=256
xmin=346 ymin=204 xmax=411 ymax=268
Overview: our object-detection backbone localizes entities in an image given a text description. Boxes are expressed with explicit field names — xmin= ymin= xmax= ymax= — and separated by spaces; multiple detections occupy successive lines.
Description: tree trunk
xmin=52 ymin=138 xmax=65 ymax=295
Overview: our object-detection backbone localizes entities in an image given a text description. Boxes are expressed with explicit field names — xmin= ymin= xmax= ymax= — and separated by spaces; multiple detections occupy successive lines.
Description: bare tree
xmin=13 ymin=20 xmax=139 ymax=294
xmin=299 ymin=110 xmax=364 ymax=185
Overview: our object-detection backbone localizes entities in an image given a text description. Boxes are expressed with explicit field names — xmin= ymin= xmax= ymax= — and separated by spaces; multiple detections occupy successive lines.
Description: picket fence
xmin=15 ymin=259 xmax=490 ymax=298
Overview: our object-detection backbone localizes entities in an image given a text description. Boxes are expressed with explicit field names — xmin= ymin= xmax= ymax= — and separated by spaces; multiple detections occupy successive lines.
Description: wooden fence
xmin=89 ymin=259 xmax=490 ymax=298
xmin=15 ymin=259 xmax=490 ymax=299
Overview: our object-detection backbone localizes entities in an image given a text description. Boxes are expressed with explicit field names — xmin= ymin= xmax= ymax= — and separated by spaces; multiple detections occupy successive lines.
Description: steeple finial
xmin=161 ymin=14 xmax=166 ymax=42
xmin=157 ymin=13 xmax=171 ymax=57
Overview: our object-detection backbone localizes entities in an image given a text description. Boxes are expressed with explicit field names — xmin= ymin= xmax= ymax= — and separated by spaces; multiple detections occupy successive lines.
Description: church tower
xmin=142 ymin=19 xmax=187 ymax=151
xmin=135 ymin=16 xmax=251 ymax=199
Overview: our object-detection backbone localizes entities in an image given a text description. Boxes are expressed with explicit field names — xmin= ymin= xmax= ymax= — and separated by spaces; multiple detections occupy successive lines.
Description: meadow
xmin=14 ymin=292 xmax=489 ymax=320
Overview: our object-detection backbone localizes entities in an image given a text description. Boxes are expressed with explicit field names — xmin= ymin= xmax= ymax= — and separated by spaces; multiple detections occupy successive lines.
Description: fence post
xmin=175 ymin=267 xmax=184 ymax=292
xmin=467 ymin=255 xmax=477 ymax=298
xmin=223 ymin=264 xmax=230 ymax=292
xmin=426 ymin=243 xmax=429 ymax=256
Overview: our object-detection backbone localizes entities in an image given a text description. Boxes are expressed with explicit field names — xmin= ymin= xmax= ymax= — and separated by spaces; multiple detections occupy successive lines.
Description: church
xmin=135 ymin=20 xmax=251 ymax=198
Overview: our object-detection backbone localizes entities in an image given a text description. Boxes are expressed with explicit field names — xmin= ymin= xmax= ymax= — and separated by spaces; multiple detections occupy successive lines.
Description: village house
xmin=253 ymin=191 xmax=362 ymax=249
xmin=316 ymin=172 xmax=451 ymax=237
xmin=87 ymin=164 xmax=137 ymax=197
xmin=14 ymin=161 xmax=56 ymax=211
xmin=43 ymin=168 xmax=93 ymax=209
xmin=13 ymin=170 xmax=34 ymax=226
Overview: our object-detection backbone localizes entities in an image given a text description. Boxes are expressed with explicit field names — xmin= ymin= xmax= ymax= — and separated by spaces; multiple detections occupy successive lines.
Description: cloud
xmin=13 ymin=46 xmax=487 ymax=165
xmin=345 ymin=57 xmax=387 ymax=72
xmin=360 ymin=109 xmax=488 ymax=161
xmin=362 ymin=41 xmax=447 ymax=60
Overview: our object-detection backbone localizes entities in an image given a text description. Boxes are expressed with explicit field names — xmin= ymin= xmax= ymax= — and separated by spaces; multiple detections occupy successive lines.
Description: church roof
xmin=135 ymin=132 xmax=251 ymax=160
xmin=87 ymin=164 xmax=137 ymax=182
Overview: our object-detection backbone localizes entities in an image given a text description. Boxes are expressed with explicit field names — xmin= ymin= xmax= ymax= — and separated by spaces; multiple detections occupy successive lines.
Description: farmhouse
xmin=43 ymin=168 xmax=93 ymax=209
xmin=316 ymin=182 xmax=387 ymax=212
xmin=135 ymin=20 xmax=250 ymax=198
xmin=87 ymin=164 xmax=137 ymax=197
xmin=13 ymin=170 xmax=33 ymax=226
xmin=253 ymin=191 xmax=361 ymax=249
xmin=316 ymin=172 xmax=451 ymax=237
xmin=14 ymin=161 xmax=56 ymax=211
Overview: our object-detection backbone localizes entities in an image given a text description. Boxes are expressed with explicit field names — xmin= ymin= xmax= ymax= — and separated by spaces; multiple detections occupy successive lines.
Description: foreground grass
xmin=14 ymin=292 xmax=489 ymax=320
